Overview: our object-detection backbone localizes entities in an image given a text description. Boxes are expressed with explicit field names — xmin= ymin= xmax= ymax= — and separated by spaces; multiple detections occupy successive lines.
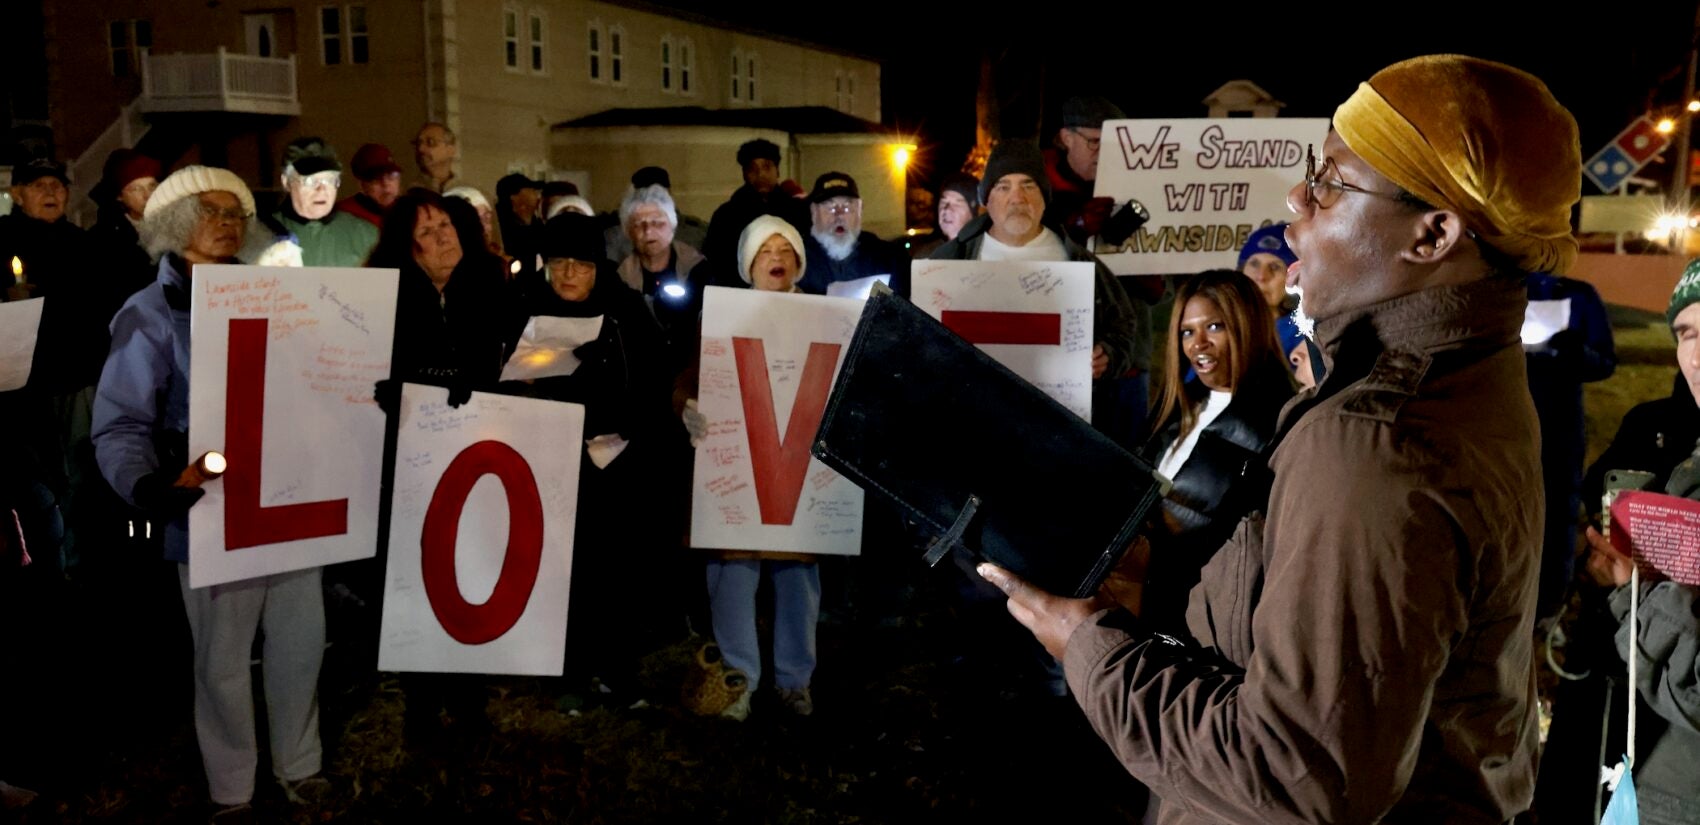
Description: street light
xmin=1658 ymin=118 xmax=1678 ymax=135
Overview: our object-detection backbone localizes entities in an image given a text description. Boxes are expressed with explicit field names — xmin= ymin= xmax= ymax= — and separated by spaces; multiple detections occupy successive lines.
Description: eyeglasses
xmin=631 ymin=218 xmax=671 ymax=233
xmin=820 ymin=201 xmax=856 ymax=215
xmin=1302 ymin=144 xmax=1406 ymax=210
xmin=1068 ymin=129 xmax=1102 ymax=151
xmin=197 ymin=204 xmax=252 ymax=223
xmin=294 ymin=173 xmax=342 ymax=191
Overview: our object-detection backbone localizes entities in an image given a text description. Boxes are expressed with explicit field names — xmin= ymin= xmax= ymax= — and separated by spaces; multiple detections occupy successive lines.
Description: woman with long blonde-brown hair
xmin=1140 ymin=269 xmax=1295 ymax=635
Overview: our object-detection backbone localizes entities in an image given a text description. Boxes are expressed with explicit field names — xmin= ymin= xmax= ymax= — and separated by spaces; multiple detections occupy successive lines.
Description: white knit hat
xmin=444 ymin=185 xmax=492 ymax=211
xmin=545 ymin=195 xmax=594 ymax=220
xmin=736 ymin=215 xmax=807 ymax=285
xmin=144 ymin=165 xmax=255 ymax=220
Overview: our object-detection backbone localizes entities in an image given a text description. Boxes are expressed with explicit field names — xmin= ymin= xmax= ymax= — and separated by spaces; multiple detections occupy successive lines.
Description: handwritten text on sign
xmin=379 ymin=387 xmax=583 ymax=676
xmin=690 ymin=287 xmax=864 ymax=555
xmin=1092 ymin=118 xmax=1328 ymax=275
xmin=188 ymin=265 xmax=398 ymax=588
xmin=912 ymin=260 xmax=1095 ymax=420
xmin=1610 ymin=490 xmax=1700 ymax=586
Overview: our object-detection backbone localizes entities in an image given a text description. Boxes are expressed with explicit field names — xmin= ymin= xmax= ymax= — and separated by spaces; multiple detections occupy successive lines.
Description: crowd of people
xmin=2 ymin=57 xmax=1698 ymax=825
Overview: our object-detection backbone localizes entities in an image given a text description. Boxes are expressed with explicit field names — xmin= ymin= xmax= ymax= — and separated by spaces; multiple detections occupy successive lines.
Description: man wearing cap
xmin=980 ymin=55 xmax=1579 ymax=824
xmin=796 ymin=171 xmax=910 ymax=299
xmin=604 ymin=166 xmax=708 ymax=262
xmin=931 ymin=142 xmax=1142 ymax=422
xmin=1542 ymin=262 xmax=1700 ymax=821
xmin=338 ymin=143 xmax=403 ymax=228
xmin=704 ymin=138 xmax=809 ymax=287
xmin=0 ymin=158 xmax=109 ymax=571
xmin=263 ymin=137 xmax=378 ymax=268
xmin=1045 ymin=95 xmax=1126 ymax=246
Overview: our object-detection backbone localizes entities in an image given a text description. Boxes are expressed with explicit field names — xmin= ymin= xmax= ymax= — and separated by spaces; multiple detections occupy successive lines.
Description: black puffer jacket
xmin=1138 ymin=358 xmax=1294 ymax=634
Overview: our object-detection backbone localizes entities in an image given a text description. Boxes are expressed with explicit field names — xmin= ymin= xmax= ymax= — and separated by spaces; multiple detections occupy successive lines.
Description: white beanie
xmin=145 ymin=165 xmax=255 ymax=220
xmin=545 ymin=195 xmax=594 ymax=220
xmin=737 ymin=215 xmax=806 ymax=285
xmin=444 ymin=185 xmax=492 ymax=211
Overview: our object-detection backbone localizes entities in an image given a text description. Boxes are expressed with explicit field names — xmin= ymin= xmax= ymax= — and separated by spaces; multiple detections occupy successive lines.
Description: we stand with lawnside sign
xmin=1093 ymin=118 xmax=1328 ymax=275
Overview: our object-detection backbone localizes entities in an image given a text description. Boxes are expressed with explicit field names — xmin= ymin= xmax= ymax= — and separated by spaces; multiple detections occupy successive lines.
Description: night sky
xmin=665 ymin=1 xmax=1700 ymax=190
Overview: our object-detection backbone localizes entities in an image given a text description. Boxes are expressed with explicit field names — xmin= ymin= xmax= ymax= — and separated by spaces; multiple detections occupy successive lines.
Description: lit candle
xmin=174 ymin=451 xmax=228 ymax=488
xmin=10 ymin=256 xmax=22 ymax=287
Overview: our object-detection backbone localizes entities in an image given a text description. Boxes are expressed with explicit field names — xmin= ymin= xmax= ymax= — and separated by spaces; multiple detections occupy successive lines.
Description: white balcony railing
xmin=141 ymin=47 xmax=301 ymax=116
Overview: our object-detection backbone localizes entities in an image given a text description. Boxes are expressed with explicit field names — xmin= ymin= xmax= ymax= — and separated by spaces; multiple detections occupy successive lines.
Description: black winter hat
xmin=938 ymin=172 xmax=981 ymax=209
xmin=1060 ymin=96 xmax=1125 ymax=129
xmin=736 ymin=138 xmax=781 ymax=168
xmin=631 ymin=166 xmax=671 ymax=189
xmin=542 ymin=212 xmax=606 ymax=263
xmin=978 ymin=141 xmax=1050 ymax=203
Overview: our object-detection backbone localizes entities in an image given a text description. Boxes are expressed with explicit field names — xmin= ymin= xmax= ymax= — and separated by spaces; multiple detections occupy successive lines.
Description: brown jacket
xmin=1064 ymin=276 xmax=1541 ymax=824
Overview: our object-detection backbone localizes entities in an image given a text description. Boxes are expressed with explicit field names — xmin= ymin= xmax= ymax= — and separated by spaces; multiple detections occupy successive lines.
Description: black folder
xmin=811 ymin=285 xmax=1168 ymax=599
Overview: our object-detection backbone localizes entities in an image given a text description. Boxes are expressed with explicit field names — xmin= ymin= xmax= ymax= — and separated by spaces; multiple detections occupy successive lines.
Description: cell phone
xmin=1602 ymin=469 xmax=1657 ymax=540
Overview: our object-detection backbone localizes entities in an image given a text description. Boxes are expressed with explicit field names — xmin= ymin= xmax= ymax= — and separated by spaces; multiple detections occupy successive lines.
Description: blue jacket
xmin=91 ymin=256 xmax=192 ymax=562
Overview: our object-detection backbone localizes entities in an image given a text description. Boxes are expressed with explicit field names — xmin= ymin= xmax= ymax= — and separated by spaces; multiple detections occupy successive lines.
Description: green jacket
xmin=269 ymin=208 xmax=379 ymax=268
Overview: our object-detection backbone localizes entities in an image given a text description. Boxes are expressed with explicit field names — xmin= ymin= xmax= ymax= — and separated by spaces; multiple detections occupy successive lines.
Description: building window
xmin=528 ymin=10 xmax=545 ymax=73
xmin=746 ymin=52 xmax=759 ymax=104
xmin=730 ymin=51 xmax=741 ymax=101
xmin=609 ymin=25 xmax=624 ymax=84
xmin=319 ymin=6 xmax=367 ymax=66
xmin=502 ymin=8 xmax=519 ymax=70
xmin=845 ymin=73 xmax=854 ymax=113
xmin=587 ymin=20 xmax=602 ymax=81
xmin=349 ymin=5 xmax=369 ymax=63
xmin=109 ymin=19 xmax=151 ymax=77
xmin=680 ymin=38 xmax=693 ymax=95
xmin=660 ymin=36 xmax=672 ymax=92
xmin=321 ymin=7 xmax=342 ymax=65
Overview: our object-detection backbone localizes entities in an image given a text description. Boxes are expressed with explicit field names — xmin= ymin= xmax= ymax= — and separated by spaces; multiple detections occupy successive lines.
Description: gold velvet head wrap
xmin=1333 ymin=55 xmax=1581 ymax=274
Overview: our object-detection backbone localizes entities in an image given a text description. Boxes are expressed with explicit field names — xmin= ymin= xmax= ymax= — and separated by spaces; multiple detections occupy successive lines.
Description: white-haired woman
xmin=92 ymin=166 xmax=330 ymax=822
xmin=616 ymin=183 xmax=706 ymax=369
xmin=444 ymin=184 xmax=508 ymax=264
xmin=676 ymin=215 xmax=819 ymax=720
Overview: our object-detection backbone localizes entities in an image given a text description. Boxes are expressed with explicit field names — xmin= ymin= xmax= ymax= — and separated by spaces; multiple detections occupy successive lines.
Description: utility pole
xmin=1672 ymin=0 xmax=1700 ymax=251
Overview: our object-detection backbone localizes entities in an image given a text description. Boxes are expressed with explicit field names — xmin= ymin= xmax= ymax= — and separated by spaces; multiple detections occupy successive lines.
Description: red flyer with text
xmin=1610 ymin=490 xmax=1700 ymax=586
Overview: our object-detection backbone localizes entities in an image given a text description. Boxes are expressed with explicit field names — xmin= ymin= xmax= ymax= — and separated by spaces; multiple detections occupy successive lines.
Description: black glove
xmin=373 ymin=379 xmax=401 ymax=416
xmin=572 ymin=337 xmax=613 ymax=369
xmin=446 ymin=380 xmax=474 ymax=409
xmin=131 ymin=469 xmax=205 ymax=519
xmin=1099 ymin=199 xmax=1150 ymax=247
xmin=1545 ymin=329 xmax=1582 ymax=364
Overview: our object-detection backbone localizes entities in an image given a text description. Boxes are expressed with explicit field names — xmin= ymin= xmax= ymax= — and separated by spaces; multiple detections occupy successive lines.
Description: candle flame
xmin=202 ymin=451 xmax=228 ymax=475
xmin=10 ymin=257 xmax=20 ymax=277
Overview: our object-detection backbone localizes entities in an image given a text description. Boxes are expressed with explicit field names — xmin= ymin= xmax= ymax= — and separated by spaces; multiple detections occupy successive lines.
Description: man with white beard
xmin=796 ymin=172 xmax=911 ymax=298
xmin=930 ymin=141 xmax=1142 ymax=401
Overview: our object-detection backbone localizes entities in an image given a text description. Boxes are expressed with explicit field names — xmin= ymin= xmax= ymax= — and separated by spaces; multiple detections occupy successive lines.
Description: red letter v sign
xmin=731 ymin=337 xmax=841 ymax=525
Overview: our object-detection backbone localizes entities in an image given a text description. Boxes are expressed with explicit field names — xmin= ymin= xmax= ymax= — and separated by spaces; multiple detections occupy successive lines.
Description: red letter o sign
xmin=420 ymin=440 xmax=545 ymax=645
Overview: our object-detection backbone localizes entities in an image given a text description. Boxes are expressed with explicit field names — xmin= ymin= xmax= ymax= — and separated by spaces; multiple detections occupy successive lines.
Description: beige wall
xmin=552 ymin=126 xmax=907 ymax=238
xmin=453 ymin=0 xmax=881 ymax=196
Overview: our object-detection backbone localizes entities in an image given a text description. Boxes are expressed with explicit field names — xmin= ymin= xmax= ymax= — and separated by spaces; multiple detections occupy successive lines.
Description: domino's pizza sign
xmin=1585 ymin=117 xmax=1670 ymax=193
